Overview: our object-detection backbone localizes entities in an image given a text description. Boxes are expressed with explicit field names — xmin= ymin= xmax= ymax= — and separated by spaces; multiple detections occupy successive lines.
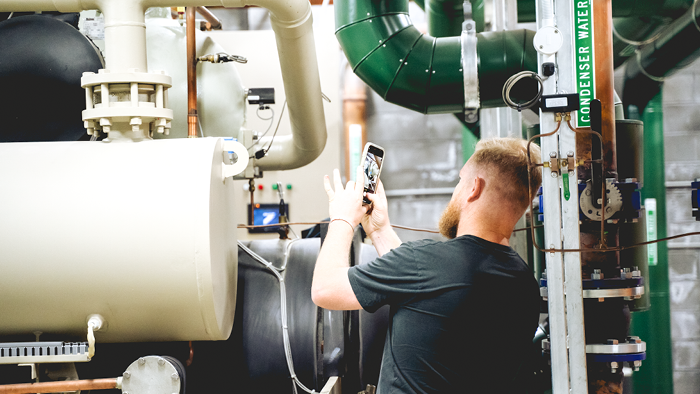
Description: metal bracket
xmin=461 ymin=1 xmax=479 ymax=123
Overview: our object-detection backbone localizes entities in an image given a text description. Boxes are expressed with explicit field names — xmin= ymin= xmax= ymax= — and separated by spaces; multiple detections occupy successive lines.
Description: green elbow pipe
xmin=622 ymin=3 xmax=700 ymax=109
xmin=335 ymin=0 xmax=537 ymax=114
xmin=518 ymin=0 xmax=693 ymax=23
xmin=426 ymin=0 xmax=463 ymax=37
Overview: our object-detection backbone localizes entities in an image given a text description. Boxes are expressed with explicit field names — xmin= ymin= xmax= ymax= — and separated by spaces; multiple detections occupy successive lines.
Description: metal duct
xmin=335 ymin=0 xmax=537 ymax=114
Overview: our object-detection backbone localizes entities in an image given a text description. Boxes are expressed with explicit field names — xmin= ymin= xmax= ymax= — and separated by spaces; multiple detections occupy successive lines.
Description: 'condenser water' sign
xmin=574 ymin=0 xmax=594 ymax=127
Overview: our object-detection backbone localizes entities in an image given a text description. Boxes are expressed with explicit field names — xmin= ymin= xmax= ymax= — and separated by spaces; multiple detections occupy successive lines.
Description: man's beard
xmin=438 ymin=200 xmax=460 ymax=239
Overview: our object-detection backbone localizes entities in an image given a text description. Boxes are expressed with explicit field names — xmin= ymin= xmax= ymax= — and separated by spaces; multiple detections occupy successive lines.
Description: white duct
xmin=0 ymin=0 xmax=327 ymax=170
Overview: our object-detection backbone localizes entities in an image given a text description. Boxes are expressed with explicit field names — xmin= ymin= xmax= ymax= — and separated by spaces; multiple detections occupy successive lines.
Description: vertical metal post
xmin=480 ymin=0 xmax=522 ymax=139
xmin=536 ymin=0 xmax=569 ymax=384
xmin=556 ymin=0 xmax=587 ymax=391
xmin=537 ymin=0 xmax=588 ymax=392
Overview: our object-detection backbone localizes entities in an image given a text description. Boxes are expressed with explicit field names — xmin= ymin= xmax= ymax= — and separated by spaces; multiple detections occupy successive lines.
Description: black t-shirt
xmin=347 ymin=235 xmax=540 ymax=394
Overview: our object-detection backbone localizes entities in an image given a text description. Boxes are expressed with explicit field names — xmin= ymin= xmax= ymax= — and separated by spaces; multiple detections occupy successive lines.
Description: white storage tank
xmin=0 ymin=138 xmax=238 ymax=342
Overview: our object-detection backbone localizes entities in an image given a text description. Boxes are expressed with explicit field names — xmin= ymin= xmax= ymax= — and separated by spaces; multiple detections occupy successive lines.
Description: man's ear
xmin=466 ymin=176 xmax=485 ymax=202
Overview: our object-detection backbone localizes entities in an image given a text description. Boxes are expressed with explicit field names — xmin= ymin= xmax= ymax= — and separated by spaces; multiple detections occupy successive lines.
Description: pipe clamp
xmin=461 ymin=1 xmax=479 ymax=123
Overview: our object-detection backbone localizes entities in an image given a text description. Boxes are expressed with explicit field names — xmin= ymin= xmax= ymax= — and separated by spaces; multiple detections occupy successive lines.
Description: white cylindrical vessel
xmin=0 ymin=138 xmax=238 ymax=342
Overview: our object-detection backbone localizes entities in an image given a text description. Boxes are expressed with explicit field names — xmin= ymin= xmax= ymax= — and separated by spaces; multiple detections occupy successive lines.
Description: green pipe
xmin=627 ymin=93 xmax=674 ymax=394
xmin=426 ymin=0 xmax=463 ymax=37
xmin=622 ymin=3 xmax=700 ymax=109
xmin=335 ymin=0 xmax=537 ymax=114
xmin=517 ymin=0 xmax=692 ymax=23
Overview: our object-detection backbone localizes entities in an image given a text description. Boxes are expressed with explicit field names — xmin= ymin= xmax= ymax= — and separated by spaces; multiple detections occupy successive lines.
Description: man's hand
xmin=362 ymin=181 xmax=402 ymax=256
xmin=361 ymin=180 xmax=390 ymax=237
xmin=324 ymin=166 xmax=368 ymax=226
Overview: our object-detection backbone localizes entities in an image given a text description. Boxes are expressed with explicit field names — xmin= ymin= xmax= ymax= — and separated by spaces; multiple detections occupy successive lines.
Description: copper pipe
xmin=0 ymin=378 xmax=118 ymax=394
xmin=589 ymin=5 xmax=624 ymax=394
xmin=593 ymin=0 xmax=616 ymax=175
xmin=196 ymin=6 xmax=222 ymax=30
xmin=186 ymin=340 xmax=194 ymax=366
xmin=342 ymin=66 xmax=368 ymax=181
xmin=186 ymin=6 xmax=198 ymax=138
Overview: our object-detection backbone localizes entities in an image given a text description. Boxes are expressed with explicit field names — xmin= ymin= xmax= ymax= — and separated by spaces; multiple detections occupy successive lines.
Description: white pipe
xmin=0 ymin=0 xmax=327 ymax=170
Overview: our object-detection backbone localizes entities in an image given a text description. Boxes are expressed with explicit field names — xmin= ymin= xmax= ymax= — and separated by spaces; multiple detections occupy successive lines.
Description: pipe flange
xmin=586 ymin=339 xmax=646 ymax=354
xmin=582 ymin=286 xmax=644 ymax=299
xmin=540 ymin=285 xmax=644 ymax=300
xmin=81 ymin=70 xmax=174 ymax=138
xmin=121 ymin=356 xmax=181 ymax=394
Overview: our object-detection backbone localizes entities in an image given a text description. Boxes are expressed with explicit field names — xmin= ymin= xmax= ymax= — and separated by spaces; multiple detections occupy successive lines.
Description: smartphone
xmin=361 ymin=142 xmax=385 ymax=205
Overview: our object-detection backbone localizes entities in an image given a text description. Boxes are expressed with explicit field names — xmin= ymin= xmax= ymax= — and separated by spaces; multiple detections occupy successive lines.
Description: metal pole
xmin=555 ymin=0 xmax=587 ymax=390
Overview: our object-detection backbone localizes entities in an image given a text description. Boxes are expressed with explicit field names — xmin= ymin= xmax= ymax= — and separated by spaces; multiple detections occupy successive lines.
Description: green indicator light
xmin=286 ymin=184 xmax=292 ymax=190
xmin=562 ymin=173 xmax=570 ymax=201
xmin=272 ymin=184 xmax=278 ymax=190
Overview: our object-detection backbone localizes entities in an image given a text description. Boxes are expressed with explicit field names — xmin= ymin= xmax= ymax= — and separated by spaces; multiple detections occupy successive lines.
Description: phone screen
xmin=363 ymin=144 xmax=384 ymax=204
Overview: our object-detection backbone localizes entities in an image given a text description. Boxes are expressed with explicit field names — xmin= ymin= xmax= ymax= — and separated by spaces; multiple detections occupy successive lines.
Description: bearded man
xmin=312 ymin=137 xmax=542 ymax=393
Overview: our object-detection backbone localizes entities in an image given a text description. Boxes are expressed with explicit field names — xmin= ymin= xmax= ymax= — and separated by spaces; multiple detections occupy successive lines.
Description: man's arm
xmin=311 ymin=219 xmax=362 ymax=310
xmin=311 ymin=167 xmax=366 ymax=311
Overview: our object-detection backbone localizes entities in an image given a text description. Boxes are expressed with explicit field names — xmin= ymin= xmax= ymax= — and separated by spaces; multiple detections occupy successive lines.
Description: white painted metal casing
xmin=0 ymin=138 xmax=238 ymax=342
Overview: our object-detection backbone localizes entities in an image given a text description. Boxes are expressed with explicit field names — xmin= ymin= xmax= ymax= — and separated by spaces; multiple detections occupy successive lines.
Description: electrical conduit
xmin=334 ymin=0 xmax=537 ymax=114
xmin=622 ymin=1 xmax=700 ymax=110
xmin=0 ymin=0 xmax=326 ymax=170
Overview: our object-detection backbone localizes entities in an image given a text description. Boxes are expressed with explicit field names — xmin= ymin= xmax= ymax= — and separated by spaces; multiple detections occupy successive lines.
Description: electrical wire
xmin=7 ymin=12 xmax=13 ymax=19
xmin=237 ymin=241 xmax=317 ymax=394
xmin=261 ymin=99 xmax=287 ymax=156
xmin=237 ymin=221 xmax=440 ymax=234
xmin=239 ymin=158 xmax=700 ymax=253
xmin=245 ymin=106 xmax=276 ymax=150
xmin=238 ymin=221 xmax=541 ymax=235
xmin=502 ymin=71 xmax=544 ymax=112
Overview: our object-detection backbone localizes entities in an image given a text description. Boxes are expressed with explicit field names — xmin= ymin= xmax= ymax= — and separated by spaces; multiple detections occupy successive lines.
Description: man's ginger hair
xmin=470 ymin=137 xmax=542 ymax=212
